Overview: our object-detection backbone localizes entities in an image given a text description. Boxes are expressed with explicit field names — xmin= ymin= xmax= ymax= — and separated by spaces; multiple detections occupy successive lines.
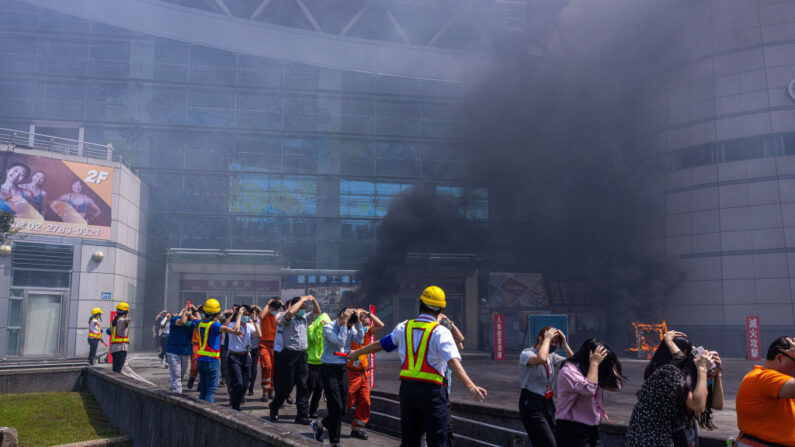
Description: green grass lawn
xmin=0 ymin=392 xmax=121 ymax=447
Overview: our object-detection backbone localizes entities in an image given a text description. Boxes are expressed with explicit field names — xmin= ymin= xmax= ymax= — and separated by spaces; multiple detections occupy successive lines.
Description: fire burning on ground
xmin=627 ymin=321 xmax=667 ymax=359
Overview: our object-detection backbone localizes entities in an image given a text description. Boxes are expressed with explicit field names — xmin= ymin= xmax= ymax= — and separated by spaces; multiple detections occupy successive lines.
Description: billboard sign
xmin=489 ymin=272 xmax=550 ymax=308
xmin=0 ymin=153 xmax=113 ymax=239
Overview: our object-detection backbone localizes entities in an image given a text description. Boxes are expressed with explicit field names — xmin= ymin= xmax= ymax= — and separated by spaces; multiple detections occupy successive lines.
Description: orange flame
xmin=627 ymin=320 xmax=667 ymax=359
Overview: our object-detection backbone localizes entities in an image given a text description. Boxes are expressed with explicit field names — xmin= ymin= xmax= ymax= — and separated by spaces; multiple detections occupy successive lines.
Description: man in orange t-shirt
xmin=347 ymin=310 xmax=384 ymax=440
xmin=258 ymin=297 xmax=282 ymax=401
xmin=736 ymin=336 xmax=795 ymax=447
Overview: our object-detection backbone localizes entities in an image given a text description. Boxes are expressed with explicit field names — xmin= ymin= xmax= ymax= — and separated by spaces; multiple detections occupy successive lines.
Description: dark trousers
xmin=308 ymin=363 xmax=324 ymax=416
xmin=220 ymin=343 xmax=230 ymax=386
xmin=111 ymin=351 xmax=127 ymax=373
xmin=519 ymin=389 xmax=557 ymax=447
xmin=88 ymin=338 xmax=100 ymax=365
xmin=158 ymin=334 xmax=168 ymax=360
xmin=248 ymin=347 xmax=260 ymax=392
xmin=555 ymin=419 xmax=600 ymax=447
xmin=228 ymin=352 xmax=251 ymax=410
xmin=399 ymin=381 xmax=448 ymax=447
xmin=270 ymin=348 xmax=309 ymax=419
xmin=321 ymin=364 xmax=347 ymax=444
xmin=445 ymin=395 xmax=454 ymax=446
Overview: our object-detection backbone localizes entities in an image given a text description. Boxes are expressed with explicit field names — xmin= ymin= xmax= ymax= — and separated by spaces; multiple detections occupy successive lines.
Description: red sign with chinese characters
xmin=493 ymin=313 xmax=505 ymax=361
xmin=746 ymin=315 xmax=761 ymax=361
xmin=369 ymin=305 xmax=376 ymax=389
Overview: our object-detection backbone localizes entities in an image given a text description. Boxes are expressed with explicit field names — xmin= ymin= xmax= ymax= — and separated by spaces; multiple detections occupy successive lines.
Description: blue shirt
xmin=192 ymin=319 xmax=222 ymax=363
xmin=165 ymin=315 xmax=193 ymax=356
xmin=321 ymin=320 xmax=365 ymax=365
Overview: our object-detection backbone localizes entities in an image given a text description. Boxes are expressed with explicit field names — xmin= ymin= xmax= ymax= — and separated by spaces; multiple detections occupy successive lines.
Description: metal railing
xmin=0 ymin=127 xmax=117 ymax=162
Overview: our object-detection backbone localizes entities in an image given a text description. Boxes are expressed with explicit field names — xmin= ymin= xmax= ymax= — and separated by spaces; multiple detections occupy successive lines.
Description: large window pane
xmin=12 ymin=270 xmax=71 ymax=288
xmin=6 ymin=329 xmax=20 ymax=356
xmin=7 ymin=299 xmax=22 ymax=327
xmin=23 ymin=293 xmax=62 ymax=355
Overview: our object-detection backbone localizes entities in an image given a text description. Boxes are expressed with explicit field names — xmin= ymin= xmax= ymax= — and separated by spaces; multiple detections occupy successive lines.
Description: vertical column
xmin=464 ymin=269 xmax=479 ymax=350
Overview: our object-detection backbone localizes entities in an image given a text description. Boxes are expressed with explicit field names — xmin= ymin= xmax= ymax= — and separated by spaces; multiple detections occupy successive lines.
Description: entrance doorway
xmin=22 ymin=291 xmax=64 ymax=356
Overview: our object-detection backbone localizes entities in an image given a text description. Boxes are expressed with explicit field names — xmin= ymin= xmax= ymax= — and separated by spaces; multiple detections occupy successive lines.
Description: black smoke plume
xmin=359 ymin=0 xmax=688 ymax=331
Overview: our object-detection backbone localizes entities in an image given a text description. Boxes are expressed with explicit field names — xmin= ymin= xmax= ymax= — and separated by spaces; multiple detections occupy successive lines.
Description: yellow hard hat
xmin=116 ymin=302 xmax=129 ymax=312
xmin=203 ymin=298 xmax=221 ymax=314
xmin=420 ymin=286 xmax=446 ymax=309
xmin=91 ymin=307 xmax=103 ymax=315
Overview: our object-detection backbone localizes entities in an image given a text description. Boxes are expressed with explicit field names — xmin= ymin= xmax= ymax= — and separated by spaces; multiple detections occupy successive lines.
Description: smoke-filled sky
xmin=360 ymin=0 xmax=690 ymax=326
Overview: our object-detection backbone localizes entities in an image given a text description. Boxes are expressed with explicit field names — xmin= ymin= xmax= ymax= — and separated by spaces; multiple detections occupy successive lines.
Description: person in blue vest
xmin=347 ymin=286 xmax=487 ymax=447
xmin=191 ymin=298 xmax=243 ymax=403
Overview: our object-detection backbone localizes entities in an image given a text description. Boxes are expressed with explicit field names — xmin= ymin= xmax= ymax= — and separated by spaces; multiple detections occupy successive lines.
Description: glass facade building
xmin=0 ymin=0 xmax=488 ymax=329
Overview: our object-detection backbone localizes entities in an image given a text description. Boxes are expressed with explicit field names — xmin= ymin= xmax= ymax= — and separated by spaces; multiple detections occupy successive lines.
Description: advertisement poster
xmin=488 ymin=272 xmax=550 ymax=308
xmin=0 ymin=153 xmax=113 ymax=239
xmin=493 ymin=313 xmax=505 ymax=361
xmin=746 ymin=315 xmax=761 ymax=361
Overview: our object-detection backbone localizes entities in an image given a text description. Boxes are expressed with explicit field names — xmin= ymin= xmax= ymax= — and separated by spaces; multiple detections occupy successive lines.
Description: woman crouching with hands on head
xmin=554 ymin=338 xmax=625 ymax=447
xmin=626 ymin=331 xmax=723 ymax=447
xmin=519 ymin=327 xmax=574 ymax=447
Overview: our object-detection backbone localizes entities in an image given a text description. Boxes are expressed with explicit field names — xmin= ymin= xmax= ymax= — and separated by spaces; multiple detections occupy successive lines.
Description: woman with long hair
xmin=21 ymin=170 xmax=48 ymax=215
xmin=519 ymin=326 xmax=574 ymax=447
xmin=0 ymin=162 xmax=34 ymax=214
xmin=625 ymin=331 xmax=723 ymax=447
xmin=55 ymin=179 xmax=100 ymax=222
xmin=554 ymin=338 xmax=625 ymax=447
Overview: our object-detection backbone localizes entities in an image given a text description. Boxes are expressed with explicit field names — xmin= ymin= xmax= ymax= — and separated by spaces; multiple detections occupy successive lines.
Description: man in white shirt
xmin=227 ymin=306 xmax=260 ymax=411
xmin=348 ymin=286 xmax=487 ymax=447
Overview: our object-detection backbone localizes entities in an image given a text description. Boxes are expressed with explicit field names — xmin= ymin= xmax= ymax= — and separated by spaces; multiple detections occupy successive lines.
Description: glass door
xmin=23 ymin=292 xmax=64 ymax=356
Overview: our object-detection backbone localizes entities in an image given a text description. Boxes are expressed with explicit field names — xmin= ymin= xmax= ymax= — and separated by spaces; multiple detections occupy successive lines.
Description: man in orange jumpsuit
xmin=258 ymin=297 xmax=282 ymax=401
xmin=346 ymin=309 xmax=384 ymax=439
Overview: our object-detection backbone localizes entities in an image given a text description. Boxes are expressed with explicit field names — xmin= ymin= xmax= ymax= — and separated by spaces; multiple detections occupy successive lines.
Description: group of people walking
xmin=87 ymin=293 xmax=795 ymax=447
xmin=518 ymin=326 xmax=795 ymax=447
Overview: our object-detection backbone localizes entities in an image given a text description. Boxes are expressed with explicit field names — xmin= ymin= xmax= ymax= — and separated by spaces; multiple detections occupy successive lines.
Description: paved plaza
xmin=123 ymin=351 xmax=755 ymax=443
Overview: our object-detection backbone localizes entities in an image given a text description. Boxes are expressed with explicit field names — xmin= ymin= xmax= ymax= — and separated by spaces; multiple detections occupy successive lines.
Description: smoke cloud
xmin=359 ymin=0 xmax=689 ymax=331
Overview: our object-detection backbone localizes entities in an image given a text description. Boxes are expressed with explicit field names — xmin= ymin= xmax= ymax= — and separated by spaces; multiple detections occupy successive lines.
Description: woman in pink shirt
xmin=555 ymin=338 xmax=625 ymax=447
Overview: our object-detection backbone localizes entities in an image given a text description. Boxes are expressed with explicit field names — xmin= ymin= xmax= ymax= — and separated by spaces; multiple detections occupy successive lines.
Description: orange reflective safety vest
xmin=110 ymin=321 xmax=128 ymax=344
xmin=399 ymin=319 xmax=444 ymax=385
xmin=88 ymin=319 xmax=102 ymax=339
xmin=197 ymin=321 xmax=220 ymax=360
xmin=347 ymin=327 xmax=371 ymax=371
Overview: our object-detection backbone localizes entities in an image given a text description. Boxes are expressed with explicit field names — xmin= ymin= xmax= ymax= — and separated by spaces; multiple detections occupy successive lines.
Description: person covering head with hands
xmin=518 ymin=326 xmax=575 ymax=447
xmin=258 ymin=297 xmax=283 ymax=402
xmin=167 ymin=303 xmax=198 ymax=393
xmin=346 ymin=309 xmax=385 ymax=440
xmin=625 ymin=330 xmax=723 ymax=447
xmin=191 ymin=298 xmax=243 ymax=403
xmin=554 ymin=338 xmax=625 ymax=447
xmin=87 ymin=307 xmax=105 ymax=365
xmin=736 ymin=336 xmax=795 ymax=447
xmin=346 ymin=286 xmax=487 ymax=447
xmin=311 ymin=306 xmax=366 ymax=446
xmin=269 ymin=295 xmax=321 ymax=424
xmin=109 ymin=302 xmax=132 ymax=373
xmin=226 ymin=305 xmax=261 ymax=410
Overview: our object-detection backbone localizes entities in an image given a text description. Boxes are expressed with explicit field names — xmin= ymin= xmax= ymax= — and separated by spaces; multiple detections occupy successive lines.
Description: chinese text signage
xmin=493 ymin=313 xmax=505 ymax=361
xmin=746 ymin=315 xmax=761 ymax=361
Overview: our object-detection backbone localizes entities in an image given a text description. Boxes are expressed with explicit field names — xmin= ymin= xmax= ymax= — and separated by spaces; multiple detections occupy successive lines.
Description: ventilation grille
xmin=12 ymin=242 xmax=74 ymax=270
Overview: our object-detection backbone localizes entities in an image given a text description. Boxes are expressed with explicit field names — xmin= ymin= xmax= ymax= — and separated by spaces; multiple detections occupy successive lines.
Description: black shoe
xmin=261 ymin=391 xmax=269 ymax=402
xmin=295 ymin=417 xmax=311 ymax=425
xmin=309 ymin=412 xmax=318 ymax=419
xmin=247 ymin=389 xmax=254 ymax=396
xmin=187 ymin=377 xmax=195 ymax=389
xmin=241 ymin=396 xmax=246 ymax=405
xmin=351 ymin=430 xmax=369 ymax=440
xmin=268 ymin=410 xmax=279 ymax=422
xmin=311 ymin=421 xmax=324 ymax=442
xmin=268 ymin=389 xmax=275 ymax=400
xmin=286 ymin=396 xmax=295 ymax=405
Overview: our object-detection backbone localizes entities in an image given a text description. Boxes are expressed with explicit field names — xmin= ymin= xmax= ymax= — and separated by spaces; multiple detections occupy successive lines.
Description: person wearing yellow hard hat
xmin=87 ymin=307 xmax=106 ymax=365
xmin=191 ymin=298 xmax=243 ymax=403
xmin=108 ymin=302 xmax=132 ymax=373
xmin=346 ymin=286 xmax=487 ymax=447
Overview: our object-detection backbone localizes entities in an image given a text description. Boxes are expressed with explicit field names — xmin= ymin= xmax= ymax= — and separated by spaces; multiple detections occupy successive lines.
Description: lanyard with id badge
xmin=543 ymin=362 xmax=554 ymax=399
